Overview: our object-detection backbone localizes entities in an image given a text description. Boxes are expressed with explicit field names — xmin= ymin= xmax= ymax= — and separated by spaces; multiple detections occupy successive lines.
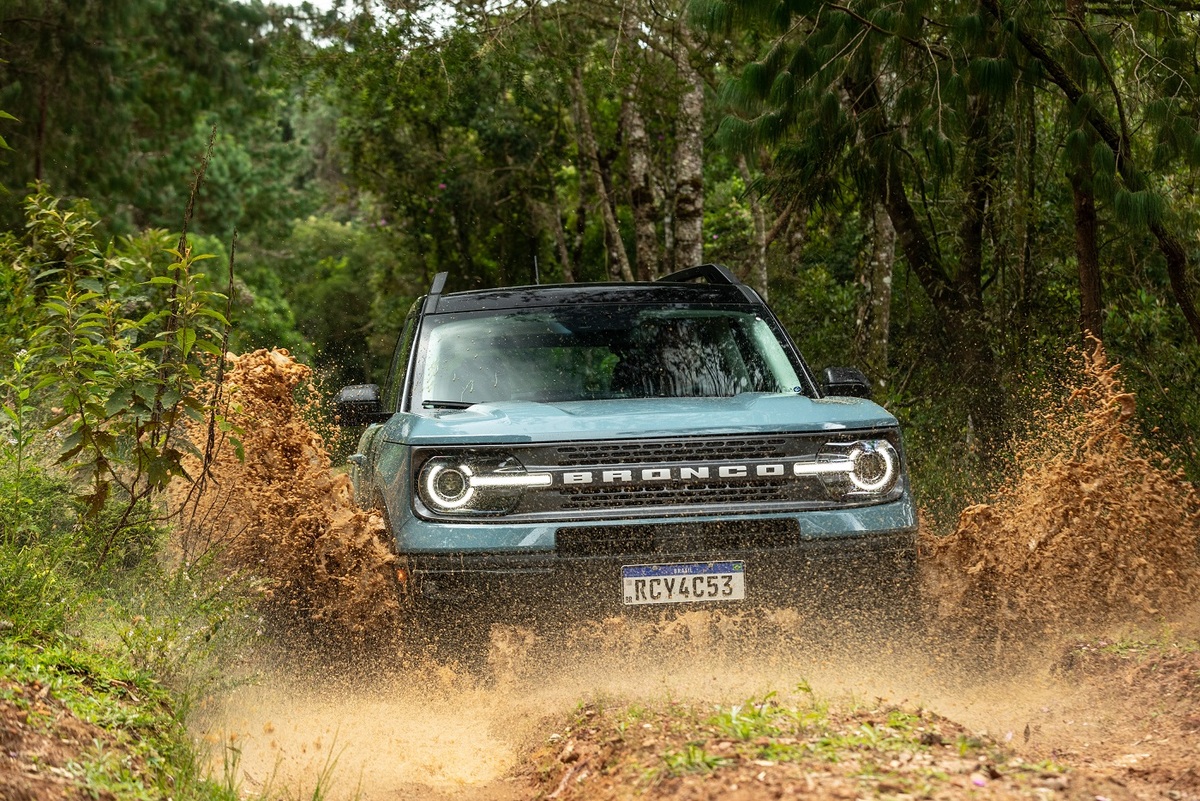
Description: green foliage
xmin=0 ymin=187 xmax=230 ymax=571
xmin=662 ymin=742 xmax=733 ymax=774
xmin=0 ymin=541 xmax=71 ymax=638
xmin=240 ymin=215 xmax=410 ymax=385
xmin=96 ymin=563 xmax=259 ymax=692
xmin=0 ymin=0 xmax=294 ymax=234
xmin=708 ymin=693 xmax=822 ymax=742
xmin=0 ymin=637 xmax=242 ymax=800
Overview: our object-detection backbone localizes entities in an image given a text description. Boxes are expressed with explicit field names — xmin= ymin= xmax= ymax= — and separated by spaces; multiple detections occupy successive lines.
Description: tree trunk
xmin=855 ymin=202 xmax=894 ymax=385
xmin=537 ymin=194 xmax=574 ymax=283
xmin=783 ymin=200 xmax=808 ymax=264
xmin=845 ymin=70 xmax=1005 ymax=458
xmin=671 ymin=29 xmax=705 ymax=271
xmin=570 ymin=65 xmax=633 ymax=282
xmin=572 ymin=157 xmax=588 ymax=276
xmin=1071 ymin=171 xmax=1103 ymax=340
xmin=623 ymin=88 xmax=659 ymax=281
xmin=736 ymin=154 xmax=769 ymax=299
xmin=1151 ymin=221 xmax=1200 ymax=343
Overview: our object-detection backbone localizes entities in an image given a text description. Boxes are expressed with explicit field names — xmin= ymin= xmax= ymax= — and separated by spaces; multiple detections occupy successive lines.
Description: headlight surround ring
xmin=422 ymin=461 xmax=477 ymax=511
xmin=846 ymin=440 xmax=899 ymax=493
xmin=417 ymin=454 xmax=552 ymax=516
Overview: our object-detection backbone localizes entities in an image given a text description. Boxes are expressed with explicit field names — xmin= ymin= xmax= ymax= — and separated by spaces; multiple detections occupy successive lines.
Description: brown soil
xmin=10 ymin=628 xmax=1200 ymax=800
xmin=524 ymin=699 xmax=1135 ymax=801
xmin=1044 ymin=636 xmax=1200 ymax=799
xmin=0 ymin=678 xmax=120 ymax=801
xmin=170 ymin=348 xmax=402 ymax=648
xmin=922 ymin=344 xmax=1200 ymax=643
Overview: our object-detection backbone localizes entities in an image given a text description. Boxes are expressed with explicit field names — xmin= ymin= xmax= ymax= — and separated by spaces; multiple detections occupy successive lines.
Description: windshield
xmin=410 ymin=305 xmax=805 ymax=408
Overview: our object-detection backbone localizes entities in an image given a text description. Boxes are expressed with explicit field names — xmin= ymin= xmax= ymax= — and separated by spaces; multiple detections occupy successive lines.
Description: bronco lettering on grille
xmin=553 ymin=460 xmax=803 ymax=486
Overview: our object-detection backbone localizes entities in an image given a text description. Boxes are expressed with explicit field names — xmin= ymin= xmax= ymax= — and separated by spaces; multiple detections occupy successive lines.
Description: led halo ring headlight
xmin=422 ymin=462 xmax=477 ymax=511
xmin=419 ymin=455 xmax=553 ymax=514
xmin=846 ymin=440 xmax=899 ymax=493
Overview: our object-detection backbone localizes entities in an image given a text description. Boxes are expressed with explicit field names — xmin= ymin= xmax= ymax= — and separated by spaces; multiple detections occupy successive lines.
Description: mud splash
xmin=181 ymin=345 xmax=1200 ymax=800
xmin=173 ymin=349 xmax=401 ymax=647
xmin=923 ymin=344 xmax=1200 ymax=641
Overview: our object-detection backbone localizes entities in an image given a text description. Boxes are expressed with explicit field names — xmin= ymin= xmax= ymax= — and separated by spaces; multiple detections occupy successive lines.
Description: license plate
xmin=621 ymin=561 xmax=745 ymax=606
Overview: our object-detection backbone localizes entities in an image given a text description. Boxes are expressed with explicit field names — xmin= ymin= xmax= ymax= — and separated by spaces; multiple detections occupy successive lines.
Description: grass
xmin=0 ymin=636 xmax=237 ymax=801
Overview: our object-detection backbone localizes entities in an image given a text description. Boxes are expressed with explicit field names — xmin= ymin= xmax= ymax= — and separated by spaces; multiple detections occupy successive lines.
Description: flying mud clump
xmin=173 ymin=349 xmax=402 ymax=647
xmin=924 ymin=344 xmax=1200 ymax=640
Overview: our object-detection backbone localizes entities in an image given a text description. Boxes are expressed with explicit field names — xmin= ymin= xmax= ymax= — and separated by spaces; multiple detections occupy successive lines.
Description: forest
xmin=5 ymin=0 xmax=1200 ymax=504
xmin=3 ymin=2 xmax=1200 ymax=798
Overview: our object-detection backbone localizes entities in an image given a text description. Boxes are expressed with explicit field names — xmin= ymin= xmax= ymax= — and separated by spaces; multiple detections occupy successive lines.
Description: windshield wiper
xmin=422 ymin=399 xmax=478 ymax=409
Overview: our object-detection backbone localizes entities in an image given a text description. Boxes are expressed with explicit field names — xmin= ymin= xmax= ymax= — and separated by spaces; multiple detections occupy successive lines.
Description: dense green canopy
xmin=3 ymin=0 xmax=1199 ymax=517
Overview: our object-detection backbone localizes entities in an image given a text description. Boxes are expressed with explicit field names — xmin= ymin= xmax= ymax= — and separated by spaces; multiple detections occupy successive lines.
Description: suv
xmin=336 ymin=265 xmax=917 ymax=626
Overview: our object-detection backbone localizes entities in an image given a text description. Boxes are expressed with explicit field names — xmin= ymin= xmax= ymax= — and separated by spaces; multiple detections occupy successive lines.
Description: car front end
xmin=339 ymin=267 xmax=919 ymax=626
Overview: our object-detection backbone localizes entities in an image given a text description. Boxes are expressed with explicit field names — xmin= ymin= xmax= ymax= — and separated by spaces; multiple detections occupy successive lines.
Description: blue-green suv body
xmin=337 ymin=266 xmax=917 ymax=617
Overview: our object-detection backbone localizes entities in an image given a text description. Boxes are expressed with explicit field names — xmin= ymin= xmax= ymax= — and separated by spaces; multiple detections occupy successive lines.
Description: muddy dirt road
xmin=193 ymin=612 xmax=1200 ymax=800
xmin=185 ymin=347 xmax=1199 ymax=800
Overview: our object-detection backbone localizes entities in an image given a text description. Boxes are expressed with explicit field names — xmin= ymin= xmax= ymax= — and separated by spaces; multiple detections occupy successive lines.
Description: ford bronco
xmin=335 ymin=265 xmax=917 ymax=627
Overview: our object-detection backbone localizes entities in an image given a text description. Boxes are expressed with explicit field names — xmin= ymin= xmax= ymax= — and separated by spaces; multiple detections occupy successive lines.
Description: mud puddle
xmin=182 ymin=346 xmax=1200 ymax=799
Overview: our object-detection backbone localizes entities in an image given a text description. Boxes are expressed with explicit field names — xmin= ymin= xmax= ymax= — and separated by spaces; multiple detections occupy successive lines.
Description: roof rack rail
xmin=658 ymin=263 xmax=762 ymax=303
xmin=656 ymin=263 xmax=742 ymax=286
xmin=425 ymin=271 xmax=449 ymax=313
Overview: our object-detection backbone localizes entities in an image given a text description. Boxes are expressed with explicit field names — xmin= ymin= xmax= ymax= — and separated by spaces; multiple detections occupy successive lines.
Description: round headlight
xmin=847 ymin=440 xmax=898 ymax=493
xmin=422 ymin=462 xmax=476 ymax=510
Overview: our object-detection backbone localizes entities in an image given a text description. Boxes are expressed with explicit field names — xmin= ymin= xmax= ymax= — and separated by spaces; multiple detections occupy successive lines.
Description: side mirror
xmin=334 ymin=384 xmax=391 ymax=426
xmin=821 ymin=367 xmax=872 ymax=399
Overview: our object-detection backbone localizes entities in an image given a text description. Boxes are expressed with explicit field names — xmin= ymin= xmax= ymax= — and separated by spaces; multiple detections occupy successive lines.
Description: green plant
xmin=1 ymin=187 xmax=232 ymax=574
xmin=0 ymin=637 xmax=242 ymax=800
xmin=662 ymin=742 xmax=732 ymax=775
xmin=0 ymin=348 xmax=40 ymax=535
xmin=0 ymin=541 xmax=69 ymax=638
xmin=104 ymin=562 xmax=259 ymax=690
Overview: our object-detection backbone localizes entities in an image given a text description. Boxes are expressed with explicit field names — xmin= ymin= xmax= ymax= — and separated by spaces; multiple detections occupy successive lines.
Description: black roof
xmin=432 ymin=282 xmax=760 ymax=314
xmin=426 ymin=264 xmax=764 ymax=314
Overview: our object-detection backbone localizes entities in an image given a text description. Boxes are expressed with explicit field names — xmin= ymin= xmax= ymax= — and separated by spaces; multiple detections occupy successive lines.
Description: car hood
xmin=381 ymin=394 xmax=899 ymax=446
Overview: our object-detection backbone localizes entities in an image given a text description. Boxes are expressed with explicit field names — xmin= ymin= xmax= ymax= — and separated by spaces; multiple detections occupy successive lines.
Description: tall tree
xmin=0 ymin=0 xmax=281 ymax=234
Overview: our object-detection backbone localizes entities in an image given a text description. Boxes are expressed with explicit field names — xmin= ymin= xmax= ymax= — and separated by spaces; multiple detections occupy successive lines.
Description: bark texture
xmin=671 ymin=29 xmax=705 ymax=271
xmin=570 ymin=65 xmax=634 ymax=282
xmin=855 ymin=202 xmax=895 ymax=384
xmin=623 ymin=88 xmax=659 ymax=280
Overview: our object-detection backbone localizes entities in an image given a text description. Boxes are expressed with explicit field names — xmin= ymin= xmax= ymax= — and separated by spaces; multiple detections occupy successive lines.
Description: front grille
xmin=554 ymin=437 xmax=790 ymax=466
xmin=412 ymin=429 xmax=902 ymax=522
xmin=556 ymin=519 xmax=801 ymax=556
xmin=559 ymin=478 xmax=795 ymax=509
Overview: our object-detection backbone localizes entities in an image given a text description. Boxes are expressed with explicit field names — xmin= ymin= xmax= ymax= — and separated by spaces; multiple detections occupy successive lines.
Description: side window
xmin=382 ymin=303 xmax=421 ymax=412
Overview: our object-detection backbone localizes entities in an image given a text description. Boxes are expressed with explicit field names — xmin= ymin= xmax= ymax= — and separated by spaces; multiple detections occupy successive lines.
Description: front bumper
xmin=395 ymin=501 xmax=918 ymax=617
